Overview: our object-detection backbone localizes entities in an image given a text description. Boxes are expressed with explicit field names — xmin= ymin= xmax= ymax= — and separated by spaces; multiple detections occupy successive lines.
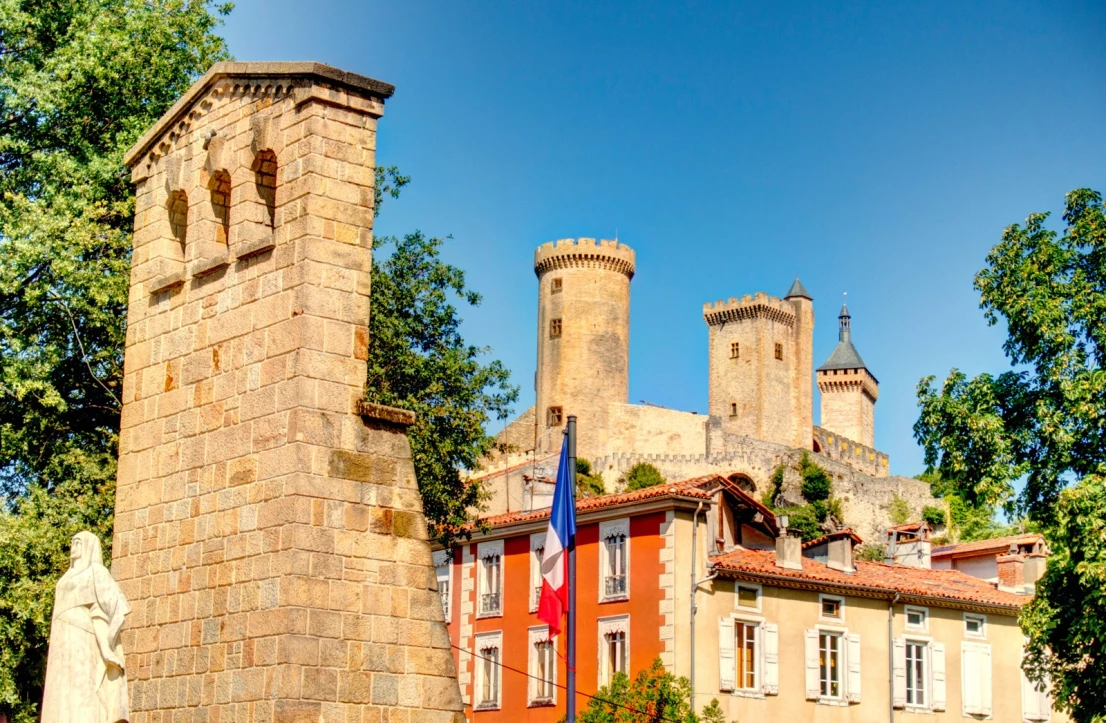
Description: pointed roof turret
xmin=818 ymin=293 xmax=873 ymax=376
xmin=784 ymin=276 xmax=812 ymax=300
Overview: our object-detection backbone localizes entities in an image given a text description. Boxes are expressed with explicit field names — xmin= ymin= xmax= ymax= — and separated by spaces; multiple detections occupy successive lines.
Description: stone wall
xmin=111 ymin=62 xmax=463 ymax=723
xmin=811 ymin=425 xmax=888 ymax=477
xmin=605 ymin=402 xmax=707 ymax=458
xmin=817 ymin=367 xmax=878 ymax=448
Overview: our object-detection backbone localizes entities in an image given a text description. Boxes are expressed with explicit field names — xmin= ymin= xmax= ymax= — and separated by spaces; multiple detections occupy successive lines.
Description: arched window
xmin=254 ymin=149 xmax=277 ymax=229
xmin=167 ymin=190 xmax=189 ymax=256
xmin=210 ymin=170 xmax=231 ymax=244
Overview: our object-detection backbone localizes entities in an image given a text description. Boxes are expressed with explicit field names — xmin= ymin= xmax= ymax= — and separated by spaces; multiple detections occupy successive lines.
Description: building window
xmin=905 ymin=606 xmax=928 ymax=633
xmin=477 ymin=540 xmax=503 ymax=618
xmin=960 ymin=642 xmax=992 ymax=716
xmin=774 ymin=342 xmax=783 ymax=360
xmin=819 ymin=631 xmax=842 ymax=699
xmin=551 ymin=277 xmax=563 ymax=294
xmin=433 ymin=550 xmax=452 ymax=623
xmin=209 ymin=170 xmax=231 ymax=245
xmin=530 ymin=533 xmax=546 ymax=613
xmin=736 ymin=621 xmax=758 ymax=690
xmin=905 ymin=641 xmax=927 ymax=707
xmin=529 ymin=627 xmax=556 ymax=706
xmin=550 ymin=318 xmax=562 ymax=338
xmin=474 ymin=631 xmax=502 ymax=710
xmin=964 ymin=613 xmax=987 ymax=639
xmin=599 ymin=519 xmax=629 ymax=601
xmin=598 ymin=616 xmax=630 ymax=687
xmin=730 ymin=341 xmax=740 ymax=359
xmin=254 ymin=148 xmax=277 ymax=229
xmin=547 ymin=406 xmax=563 ymax=427
xmin=167 ymin=190 xmax=189 ymax=255
xmin=820 ymin=595 xmax=843 ymax=621
xmin=735 ymin=584 xmax=761 ymax=611
xmin=730 ymin=402 xmax=738 ymax=417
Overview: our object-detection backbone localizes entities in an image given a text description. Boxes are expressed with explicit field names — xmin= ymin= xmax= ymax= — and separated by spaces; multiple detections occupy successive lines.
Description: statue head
xmin=68 ymin=531 xmax=104 ymax=573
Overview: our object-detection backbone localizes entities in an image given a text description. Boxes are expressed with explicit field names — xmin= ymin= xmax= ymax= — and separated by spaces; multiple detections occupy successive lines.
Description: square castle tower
xmin=111 ymin=63 xmax=463 ymax=722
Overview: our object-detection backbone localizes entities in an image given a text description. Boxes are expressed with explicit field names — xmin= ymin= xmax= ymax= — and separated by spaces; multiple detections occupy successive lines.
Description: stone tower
xmin=533 ymin=238 xmax=635 ymax=460
xmin=111 ymin=63 xmax=463 ymax=723
xmin=817 ymin=299 xmax=879 ymax=447
xmin=703 ymin=279 xmax=814 ymax=449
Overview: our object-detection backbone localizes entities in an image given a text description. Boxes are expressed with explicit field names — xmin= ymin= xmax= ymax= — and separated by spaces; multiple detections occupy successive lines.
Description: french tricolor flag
xmin=537 ymin=436 xmax=576 ymax=638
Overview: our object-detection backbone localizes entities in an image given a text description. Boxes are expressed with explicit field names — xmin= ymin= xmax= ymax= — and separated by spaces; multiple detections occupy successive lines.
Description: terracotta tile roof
xmin=931 ymin=533 xmax=1044 ymax=559
xmin=710 ymin=547 xmax=1029 ymax=612
xmin=802 ymin=529 xmax=864 ymax=549
xmin=477 ymin=475 xmax=719 ymax=529
xmin=888 ymin=521 xmax=927 ymax=533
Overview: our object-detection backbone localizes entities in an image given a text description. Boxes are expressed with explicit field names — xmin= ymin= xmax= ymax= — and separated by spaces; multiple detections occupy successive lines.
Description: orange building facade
xmin=435 ymin=487 xmax=708 ymax=721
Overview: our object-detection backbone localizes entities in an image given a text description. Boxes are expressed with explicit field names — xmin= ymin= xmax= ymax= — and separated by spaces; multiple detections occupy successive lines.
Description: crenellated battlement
xmin=702 ymin=291 xmax=796 ymax=327
xmin=533 ymin=237 xmax=636 ymax=278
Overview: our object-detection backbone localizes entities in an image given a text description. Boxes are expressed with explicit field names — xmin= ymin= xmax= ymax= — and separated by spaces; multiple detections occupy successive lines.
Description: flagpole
xmin=566 ymin=415 xmax=577 ymax=722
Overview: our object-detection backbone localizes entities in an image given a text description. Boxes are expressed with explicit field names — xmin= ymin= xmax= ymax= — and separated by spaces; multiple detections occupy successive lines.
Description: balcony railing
xmin=604 ymin=575 xmax=627 ymax=597
xmin=481 ymin=592 xmax=501 ymax=614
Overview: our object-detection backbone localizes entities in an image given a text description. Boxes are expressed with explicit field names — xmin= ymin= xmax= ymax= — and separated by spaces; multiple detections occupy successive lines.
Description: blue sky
xmin=222 ymin=1 xmax=1105 ymax=476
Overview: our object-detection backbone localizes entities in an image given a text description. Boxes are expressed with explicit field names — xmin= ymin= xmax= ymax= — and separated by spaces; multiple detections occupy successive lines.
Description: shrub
xmin=888 ymin=494 xmax=911 ymax=526
xmin=621 ymin=462 xmax=665 ymax=491
xmin=778 ymin=505 xmax=823 ymax=542
xmin=922 ymin=505 xmax=947 ymax=527
xmin=570 ymin=658 xmax=697 ymax=723
xmin=799 ymin=452 xmax=832 ymax=503
xmin=762 ymin=464 xmax=785 ymax=508
xmin=857 ymin=543 xmax=887 ymax=562
xmin=574 ymin=458 xmax=606 ymax=498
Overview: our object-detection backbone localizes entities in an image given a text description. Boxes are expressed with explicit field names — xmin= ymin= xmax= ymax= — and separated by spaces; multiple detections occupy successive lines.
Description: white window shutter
xmin=962 ymin=643 xmax=984 ymax=716
xmin=846 ymin=632 xmax=862 ymax=703
xmin=718 ymin=617 xmax=736 ymax=692
xmin=762 ymin=622 xmax=779 ymax=695
xmin=931 ymin=641 xmax=947 ymax=711
xmin=1022 ymin=666 xmax=1051 ymax=722
xmin=892 ymin=637 xmax=907 ymax=709
xmin=804 ymin=628 xmax=820 ymax=700
xmin=979 ymin=644 xmax=993 ymax=717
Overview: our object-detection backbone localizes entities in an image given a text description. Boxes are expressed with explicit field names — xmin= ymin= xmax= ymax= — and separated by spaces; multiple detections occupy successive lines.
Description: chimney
xmin=775 ymin=515 xmax=802 ymax=571
xmin=1024 ymin=553 xmax=1047 ymax=588
xmin=826 ymin=538 xmax=855 ymax=574
xmin=997 ymin=553 xmax=1025 ymax=591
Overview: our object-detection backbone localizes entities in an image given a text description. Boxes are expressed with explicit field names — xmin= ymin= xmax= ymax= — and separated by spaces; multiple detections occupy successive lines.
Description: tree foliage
xmin=0 ymin=1 xmax=231 ymax=719
xmin=567 ymin=658 xmax=716 ymax=723
xmin=621 ymin=462 xmax=665 ymax=491
xmin=364 ymin=231 xmax=518 ymax=550
xmin=914 ymin=189 xmax=1106 ymax=722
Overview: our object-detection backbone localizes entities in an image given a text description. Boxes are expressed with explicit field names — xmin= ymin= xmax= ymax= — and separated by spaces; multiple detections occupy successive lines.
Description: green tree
xmin=620 ymin=462 xmax=665 ymax=491
xmin=698 ymin=698 xmax=736 ymax=723
xmin=799 ymin=451 xmax=832 ymax=502
xmin=914 ymin=189 xmax=1106 ymax=722
xmin=778 ymin=504 xmax=822 ymax=542
xmin=888 ymin=493 xmax=911 ymax=526
xmin=365 ymin=231 xmax=518 ymax=550
xmin=0 ymin=2 xmax=231 ymax=720
xmin=568 ymin=658 xmax=701 ymax=723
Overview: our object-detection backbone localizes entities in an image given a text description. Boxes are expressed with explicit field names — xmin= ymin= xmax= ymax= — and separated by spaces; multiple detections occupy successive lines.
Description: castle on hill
xmin=476 ymin=238 xmax=937 ymax=540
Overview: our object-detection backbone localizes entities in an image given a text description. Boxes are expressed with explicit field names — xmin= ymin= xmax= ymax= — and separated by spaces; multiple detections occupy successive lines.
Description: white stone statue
xmin=41 ymin=531 xmax=130 ymax=723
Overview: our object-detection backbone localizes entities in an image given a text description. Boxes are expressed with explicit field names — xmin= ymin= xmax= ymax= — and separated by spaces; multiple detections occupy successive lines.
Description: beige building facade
xmin=111 ymin=62 xmax=462 ymax=723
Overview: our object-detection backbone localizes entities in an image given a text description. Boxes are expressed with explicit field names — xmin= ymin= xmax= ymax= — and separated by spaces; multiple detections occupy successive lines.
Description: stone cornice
xmin=533 ymin=238 xmax=636 ymax=279
xmin=124 ymin=61 xmax=394 ymax=169
xmin=703 ymin=301 xmax=795 ymax=328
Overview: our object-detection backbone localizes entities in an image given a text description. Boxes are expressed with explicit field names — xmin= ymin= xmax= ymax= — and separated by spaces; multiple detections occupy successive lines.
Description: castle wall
xmin=788 ymin=296 xmax=815 ymax=449
xmin=605 ymin=403 xmax=707 ymax=458
xmin=534 ymin=239 xmax=634 ymax=461
xmin=112 ymin=63 xmax=462 ymax=723
xmin=812 ymin=425 xmax=889 ymax=477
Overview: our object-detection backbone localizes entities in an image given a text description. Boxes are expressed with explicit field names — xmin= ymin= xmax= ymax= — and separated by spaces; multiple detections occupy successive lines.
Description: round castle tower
xmin=534 ymin=238 xmax=635 ymax=460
